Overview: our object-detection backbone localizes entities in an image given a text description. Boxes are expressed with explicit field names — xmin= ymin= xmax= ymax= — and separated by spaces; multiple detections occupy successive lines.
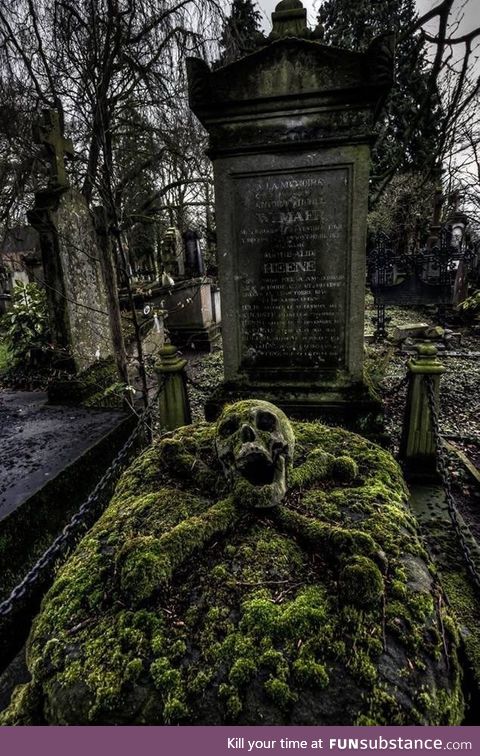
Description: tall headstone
xmin=28 ymin=109 xmax=115 ymax=375
xmin=183 ymin=229 xmax=205 ymax=277
xmin=161 ymin=227 xmax=185 ymax=278
xmin=187 ymin=1 xmax=393 ymax=428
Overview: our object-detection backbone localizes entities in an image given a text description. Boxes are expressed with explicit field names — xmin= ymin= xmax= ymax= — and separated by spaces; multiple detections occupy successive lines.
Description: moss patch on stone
xmin=0 ymin=419 xmax=464 ymax=725
xmin=48 ymin=357 xmax=122 ymax=407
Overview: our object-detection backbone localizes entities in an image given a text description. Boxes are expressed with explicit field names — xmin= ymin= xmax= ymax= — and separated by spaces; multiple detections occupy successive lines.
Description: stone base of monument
xmin=47 ymin=356 xmax=121 ymax=407
xmin=167 ymin=322 xmax=221 ymax=352
xmin=205 ymin=382 xmax=384 ymax=438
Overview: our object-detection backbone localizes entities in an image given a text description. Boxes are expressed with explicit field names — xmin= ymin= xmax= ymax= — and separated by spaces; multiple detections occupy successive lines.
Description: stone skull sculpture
xmin=0 ymin=399 xmax=462 ymax=727
xmin=215 ymin=400 xmax=295 ymax=507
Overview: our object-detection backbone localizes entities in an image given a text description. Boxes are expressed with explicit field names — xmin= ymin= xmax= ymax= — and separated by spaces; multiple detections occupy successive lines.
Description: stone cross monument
xmin=187 ymin=0 xmax=394 ymax=431
xmin=33 ymin=109 xmax=74 ymax=188
xmin=28 ymin=109 xmax=115 ymax=384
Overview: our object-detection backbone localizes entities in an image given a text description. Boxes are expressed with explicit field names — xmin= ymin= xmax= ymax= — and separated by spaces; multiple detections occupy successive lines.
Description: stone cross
xmin=33 ymin=109 xmax=74 ymax=188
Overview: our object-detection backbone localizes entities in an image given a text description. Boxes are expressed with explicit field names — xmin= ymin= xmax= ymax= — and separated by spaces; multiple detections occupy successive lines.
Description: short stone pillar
xmin=400 ymin=343 xmax=445 ymax=476
xmin=155 ymin=345 xmax=192 ymax=432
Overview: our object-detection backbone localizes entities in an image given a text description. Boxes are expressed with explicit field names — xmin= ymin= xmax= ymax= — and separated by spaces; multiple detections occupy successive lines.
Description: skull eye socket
xmin=256 ymin=410 xmax=277 ymax=432
xmin=218 ymin=414 xmax=240 ymax=438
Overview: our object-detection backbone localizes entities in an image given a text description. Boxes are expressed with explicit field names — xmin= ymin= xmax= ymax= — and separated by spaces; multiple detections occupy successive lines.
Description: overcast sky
xmin=256 ymin=0 xmax=479 ymax=38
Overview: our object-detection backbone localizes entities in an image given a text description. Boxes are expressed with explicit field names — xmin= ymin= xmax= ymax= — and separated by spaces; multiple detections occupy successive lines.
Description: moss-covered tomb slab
xmin=0 ymin=415 xmax=464 ymax=725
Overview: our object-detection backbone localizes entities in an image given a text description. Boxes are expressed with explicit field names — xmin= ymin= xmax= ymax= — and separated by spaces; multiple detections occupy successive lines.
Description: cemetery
xmin=0 ymin=0 xmax=480 ymax=728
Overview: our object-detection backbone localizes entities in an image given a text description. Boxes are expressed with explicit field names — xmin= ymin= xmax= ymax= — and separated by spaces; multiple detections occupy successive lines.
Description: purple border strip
xmin=1 ymin=726 xmax=479 ymax=756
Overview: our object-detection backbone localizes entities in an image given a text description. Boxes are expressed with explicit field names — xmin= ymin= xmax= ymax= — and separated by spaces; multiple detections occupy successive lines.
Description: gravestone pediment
xmin=187 ymin=35 xmax=393 ymax=121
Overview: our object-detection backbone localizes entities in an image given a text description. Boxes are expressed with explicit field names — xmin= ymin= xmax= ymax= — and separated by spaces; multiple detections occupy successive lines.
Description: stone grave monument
xmin=161 ymin=277 xmax=221 ymax=351
xmin=183 ymin=229 xmax=205 ymax=277
xmin=161 ymin=226 xmax=185 ymax=278
xmin=0 ymin=400 xmax=463 ymax=725
xmin=154 ymin=227 xmax=220 ymax=351
xmin=28 ymin=110 xmax=115 ymax=382
xmin=187 ymin=0 xmax=393 ymax=429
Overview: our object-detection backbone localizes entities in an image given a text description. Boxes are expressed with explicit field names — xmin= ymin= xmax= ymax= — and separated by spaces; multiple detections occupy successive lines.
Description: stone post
xmin=155 ymin=345 xmax=192 ymax=432
xmin=400 ymin=343 xmax=445 ymax=476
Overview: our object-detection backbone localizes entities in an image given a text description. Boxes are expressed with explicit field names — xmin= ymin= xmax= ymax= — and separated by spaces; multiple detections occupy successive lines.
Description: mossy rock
xmin=0 ymin=418 xmax=463 ymax=725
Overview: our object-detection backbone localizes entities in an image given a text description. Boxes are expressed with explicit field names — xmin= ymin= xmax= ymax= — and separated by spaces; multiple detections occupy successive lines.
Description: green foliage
xmin=317 ymin=0 xmax=443 ymax=198
xmin=0 ymin=340 xmax=11 ymax=371
xmin=367 ymin=173 xmax=438 ymax=248
xmin=456 ymin=290 xmax=480 ymax=320
xmin=0 ymin=282 xmax=49 ymax=366
xmin=219 ymin=0 xmax=264 ymax=64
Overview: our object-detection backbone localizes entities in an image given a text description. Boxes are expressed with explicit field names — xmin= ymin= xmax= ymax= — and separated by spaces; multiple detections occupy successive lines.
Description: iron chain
xmin=0 ymin=395 xmax=159 ymax=618
xmin=425 ymin=376 xmax=480 ymax=593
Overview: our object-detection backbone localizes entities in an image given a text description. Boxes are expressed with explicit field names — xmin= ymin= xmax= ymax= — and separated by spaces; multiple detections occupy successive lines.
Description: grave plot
xmin=0 ymin=403 xmax=464 ymax=725
xmin=0 ymin=389 xmax=137 ymax=669
xmin=1 ymin=0 xmax=480 ymax=730
xmin=362 ymin=298 xmax=480 ymax=709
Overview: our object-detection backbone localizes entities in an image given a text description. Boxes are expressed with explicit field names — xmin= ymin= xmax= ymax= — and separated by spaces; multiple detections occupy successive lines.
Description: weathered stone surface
xmin=391 ymin=323 xmax=430 ymax=343
xmin=1 ymin=407 xmax=463 ymax=725
xmin=187 ymin=9 xmax=393 ymax=423
xmin=29 ymin=188 xmax=114 ymax=374
xmin=29 ymin=110 xmax=114 ymax=378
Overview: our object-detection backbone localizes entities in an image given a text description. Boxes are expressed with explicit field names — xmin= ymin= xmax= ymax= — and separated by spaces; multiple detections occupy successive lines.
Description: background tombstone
xmin=155 ymin=228 xmax=219 ymax=351
xmin=0 ymin=226 xmax=41 ymax=313
xmin=161 ymin=227 xmax=185 ymax=278
xmin=183 ymin=229 xmax=205 ymax=277
xmin=187 ymin=1 xmax=393 ymax=429
xmin=162 ymin=278 xmax=220 ymax=351
xmin=28 ymin=109 xmax=115 ymax=378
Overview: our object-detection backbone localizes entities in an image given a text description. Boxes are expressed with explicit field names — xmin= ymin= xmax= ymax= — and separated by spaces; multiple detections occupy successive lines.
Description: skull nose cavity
xmin=241 ymin=424 xmax=256 ymax=442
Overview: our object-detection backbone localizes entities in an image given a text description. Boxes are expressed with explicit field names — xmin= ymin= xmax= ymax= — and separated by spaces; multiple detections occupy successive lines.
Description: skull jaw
xmin=226 ymin=447 xmax=287 ymax=508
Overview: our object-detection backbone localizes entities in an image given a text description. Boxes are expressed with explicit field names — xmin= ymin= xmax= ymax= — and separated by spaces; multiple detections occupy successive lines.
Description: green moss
xmin=441 ymin=571 xmax=480 ymax=687
xmin=117 ymin=497 xmax=238 ymax=604
xmin=264 ymin=677 xmax=297 ymax=708
xmin=150 ymin=658 xmax=181 ymax=691
xmin=339 ymin=556 xmax=384 ymax=608
xmin=292 ymin=658 xmax=329 ymax=688
xmin=163 ymin=697 xmax=189 ymax=723
xmin=48 ymin=356 xmax=122 ymax=407
xmin=0 ymin=415 xmax=464 ymax=726
xmin=229 ymin=657 xmax=257 ymax=686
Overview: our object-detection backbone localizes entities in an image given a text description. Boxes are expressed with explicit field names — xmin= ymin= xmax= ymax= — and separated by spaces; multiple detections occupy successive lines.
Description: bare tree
xmin=0 ymin=1 xmax=223 ymax=217
xmin=0 ymin=0 xmax=224 ymax=407
xmin=370 ymin=0 xmax=480 ymax=205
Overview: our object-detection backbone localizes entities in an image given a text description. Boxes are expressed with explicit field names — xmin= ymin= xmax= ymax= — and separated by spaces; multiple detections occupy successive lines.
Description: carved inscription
xmin=234 ymin=168 xmax=348 ymax=372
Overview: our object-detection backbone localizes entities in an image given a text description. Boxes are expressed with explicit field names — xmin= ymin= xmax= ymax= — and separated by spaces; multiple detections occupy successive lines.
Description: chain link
xmin=0 ymin=394 xmax=159 ymax=618
xmin=424 ymin=375 xmax=480 ymax=593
